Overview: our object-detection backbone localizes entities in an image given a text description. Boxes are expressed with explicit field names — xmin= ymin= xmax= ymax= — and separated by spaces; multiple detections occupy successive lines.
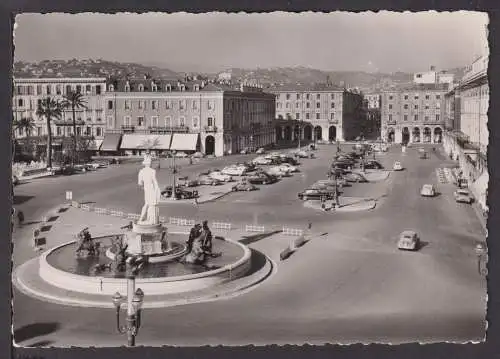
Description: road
xmin=12 ymin=144 xmax=487 ymax=346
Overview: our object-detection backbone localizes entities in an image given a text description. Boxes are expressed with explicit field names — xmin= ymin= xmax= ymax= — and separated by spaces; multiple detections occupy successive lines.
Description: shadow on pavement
xmin=26 ymin=340 xmax=54 ymax=348
xmin=419 ymin=241 xmax=430 ymax=250
xmin=246 ymin=249 xmax=269 ymax=275
xmin=13 ymin=322 xmax=60 ymax=344
xmin=240 ymin=230 xmax=282 ymax=246
xmin=22 ymin=221 xmax=41 ymax=226
xmin=13 ymin=195 xmax=35 ymax=205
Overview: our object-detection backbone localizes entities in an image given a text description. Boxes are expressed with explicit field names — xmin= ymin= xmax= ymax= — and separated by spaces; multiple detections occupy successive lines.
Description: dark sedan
xmin=245 ymin=172 xmax=279 ymax=185
xmin=364 ymin=160 xmax=384 ymax=169
xmin=298 ymin=188 xmax=335 ymax=201
xmin=344 ymin=172 xmax=368 ymax=183
xmin=161 ymin=186 xmax=199 ymax=199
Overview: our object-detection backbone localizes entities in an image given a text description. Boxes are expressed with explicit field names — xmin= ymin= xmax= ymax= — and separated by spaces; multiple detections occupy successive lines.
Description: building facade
xmin=364 ymin=93 xmax=381 ymax=109
xmin=413 ymin=66 xmax=454 ymax=85
xmin=12 ymin=77 xmax=107 ymax=147
xmin=380 ymin=84 xmax=447 ymax=144
xmin=270 ymin=84 xmax=364 ymax=142
xmin=102 ymin=79 xmax=275 ymax=157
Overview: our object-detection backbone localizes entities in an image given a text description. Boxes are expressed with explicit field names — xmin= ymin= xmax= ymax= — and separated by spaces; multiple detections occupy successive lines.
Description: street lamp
xmin=475 ymin=242 xmax=488 ymax=276
xmin=112 ymin=261 xmax=145 ymax=347
xmin=170 ymin=150 xmax=180 ymax=200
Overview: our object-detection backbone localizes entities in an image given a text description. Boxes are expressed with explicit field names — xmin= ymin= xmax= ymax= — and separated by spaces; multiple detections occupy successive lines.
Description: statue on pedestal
xmin=138 ymin=155 xmax=161 ymax=225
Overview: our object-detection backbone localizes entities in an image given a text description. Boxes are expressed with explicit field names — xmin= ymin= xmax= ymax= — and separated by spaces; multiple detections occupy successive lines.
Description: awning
xmin=99 ymin=133 xmax=122 ymax=151
xmin=170 ymin=133 xmax=200 ymax=151
xmin=120 ymin=134 xmax=172 ymax=150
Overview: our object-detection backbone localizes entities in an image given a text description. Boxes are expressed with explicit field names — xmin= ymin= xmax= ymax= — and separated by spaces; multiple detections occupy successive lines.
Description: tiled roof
xmin=266 ymin=83 xmax=345 ymax=92
xmin=382 ymin=83 xmax=449 ymax=92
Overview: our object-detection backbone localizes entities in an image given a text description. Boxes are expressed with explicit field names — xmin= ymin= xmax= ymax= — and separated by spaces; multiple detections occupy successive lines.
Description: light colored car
xmin=174 ymin=152 xmax=189 ymax=158
xmin=192 ymin=152 xmax=204 ymax=158
xmin=197 ymin=175 xmax=222 ymax=186
xmin=393 ymin=161 xmax=404 ymax=171
xmin=222 ymin=165 xmax=248 ymax=176
xmin=420 ymin=184 xmax=436 ymax=197
xmin=256 ymin=147 xmax=266 ymax=154
xmin=209 ymin=171 xmax=233 ymax=182
xmin=398 ymin=230 xmax=420 ymax=251
xmin=454 ymin=189 xmax=473 ymax=204
xmin=267 ymin=166 xmax=292 ymax=177
xmin=252 ymin=156 xmax=273 ymax=165
xmin=232 ymin=180 xmax=258 ymax=192
xmin=278 ymin=163 xmax=299 ymax=173
xmin=178 ymin=177 xmax=199 ymax=187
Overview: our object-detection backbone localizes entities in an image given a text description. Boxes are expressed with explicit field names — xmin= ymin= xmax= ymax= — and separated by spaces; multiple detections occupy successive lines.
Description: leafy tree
xmin=62 ymin=90 xmax=87 ymax=166
xmin=36 ymin=97 xmax=63 ymax=168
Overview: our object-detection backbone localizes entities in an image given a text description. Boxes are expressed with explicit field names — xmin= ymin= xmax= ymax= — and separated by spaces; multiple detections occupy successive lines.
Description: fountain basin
xmin=39 ymin=233 xmax=252 ymax=296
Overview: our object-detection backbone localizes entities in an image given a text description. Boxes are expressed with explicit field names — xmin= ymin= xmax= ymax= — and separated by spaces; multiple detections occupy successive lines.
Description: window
xmin=296 ymin=113 xmax=300 ymax=120
xmin=414 ymin=95 xmax=419 ymax=100
xmin=37 ymin=127 xmax=42 ymax=136
xmin=192 ymin=100 xmax=198 ymax=110
xmin=76 ymin=127 xmax=81 ymax=135
xmin=192 ymin=116 xmax=199 ymax=128
xmin=124 ymin=116 xmax=131 ymax=126
xmin=125 ymin=83 xmax=130 ymax=92
xmin=76 ymin=85 xmax=82 ymax=94
xmin=85 ymin=85 xmax=91 ymax=94
xmin=436 ymin=102 xmax=441 ymax=109
xmin=425 ymin=95 xmax=430 ymax=100
xmin=107 ymin=100 xmax=113 ymax=110
xmin=414 ymin=105 xmax=418 ymax=109
xmin=124 ymin=100 xmax=131 ymax=110
xmin=316 ymin=113 xmax=320 ymax=120
xmin=306 ymin=102 xmax=310 ymax=109
xmin=316 ymin=102 xmax=321 ymax=109
xmin=296 ymin=94 xmax=301 ymax=100
xmin=331 ymin=93 xmax=335 ymax=100
xmin=416 ymin=74 xmax=422 ymax=78
xmin=179 ymin=100 xmax=186 ymax=110
xmin=96 ymin=85 xmax=102 ymax=95
xmin=285 ymin=103 xmax=290 ymax=109
xmin=388 ymin=114 xmax=393 ymax=122
xmin=107 ymin=116 xmax=114 ymax=128
xmin=46 ymin=85 xmax=52 ymax=95
xmin=330 ymin=113 xmax=335 ymax=120
xmin=166 ymin=100 xmax=171 ymax=109
xmin=138 ymin=84 xmax=144 ymax=92
xmin=404 ymin=104 xmax=408 ymax=109
xmin=152 ymin=84 xmax=158 ymax=92
xmin=425 ymin=116 xmax=429 ymax=122
xmin=389 ymin=95 xmax=393 ymax=100
xmin=37 ymin=85 xmax=43 ymax=95
xmin=56 ymin=85 xmax=62 ymax=95
xmin=151 ymin=116 xmax=159 ymax=127
xmin=152 ymin=100 xmax=158 ymax=110
xmin=306 ymin=113 xmax=310 ymax=120
xmin=316 ymin=94 xmax=321 ymax=100
xmin=414 ymin=115 xmax=418 ymax=121
xmin=296 ymin=102 xmax=300 ymax=108
xmin=96 ymin=127 xmax=102 ymax=137
xmin=87 ymin=117 xmax=91 ymax=124
xmin=207 ymin=117 xmax=214 ymax=127
xmin=179 ymin=117 xmax=185 ymax=127
xmin=331 ymin=102 xmax=335 ymax=109
xmin=164 ymin=116 xmax=171 ymax=127
xmin=286 ymin=94 xmax=291 ymax=100
xmin=404 ymin=114 xmax=408 ymax=121
xmin=389 ymin=104 xmax=393 ymax=109
xmin=56 ymin=127 xmax=62 ymax=136
xmin=436 ymin=94 xmax=441 ymax=99
xmin=97 ymin=117 xmax=102 ymax=122
xmin=436 ymin=114 xmax=440 ymax=122
xmin=425 ymin=104 xmax=429 ymax=109
xmin=37 ymin=99 xmax=42 ymax=108
xmin=138 ymin=100 xmax=145 ymax=110
xmin=86 ymin=126 xmax=91 ymax=136
xmin=194 ymin=84 xmax=200 ymax=91
xmin=18 ymin=127 xmax=23 ymax=136
xmin=17 ymin=99 xmax=23 ymax=107
xmin=137 ymin=116 xmax=145 ymax=127
xmin=404 ymin=95 xmax=408 ymax=100
xmin=207 ymin=100 xmax=214 ymax=110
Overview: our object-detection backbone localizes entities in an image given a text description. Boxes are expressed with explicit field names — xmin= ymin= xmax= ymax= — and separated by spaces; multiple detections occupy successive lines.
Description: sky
xmin=13 ymin=11 xmax=489 ymax=74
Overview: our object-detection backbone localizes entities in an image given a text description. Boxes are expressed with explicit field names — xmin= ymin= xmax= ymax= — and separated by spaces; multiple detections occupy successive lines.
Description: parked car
xmin=317 ymin=178 xmax=348 ymax=187
xmin=252 ymin=156 xmax=273 ymax=165
xmin=420 ymin=184 xmax=436 ymax=197
xmin=393 ymin=161 xmax=404 ymax=171
xmin=291 ymin=150 xmax=313 ymax=158
xmin=454 ymin=189 xmax=473 ymax=204
xmin=256 ymin=147 xmax=266 ymax=154
xmin=332 ymin=161 xmax=355 ymax=170
xmin=178 ymin=177 xmax=199 ymax=187
xmin=267 ymin=166 xmax=292 ymax=178
xmin=344 ymin=172 xmax=368 ymax=183
xmin=277 ymin=163 xmax=299 ymax=173
xmin=161 ymin=186 xmax=199 ymax=199
xmin=310 ymin=183 xmax=338 ymax=192
xmin=298 ymin=188 xmax=334 ymax=201
xmin=364 ymin=160 xmax=384 ymax=169
xmin=232 ymin=180 xmax=258 ymax=192
xmin=397 ymin=230 xmax=420 ymax=251
xmin=175 ymin=152 xmax=189 ymax=158
xmin=279 ymin=155 xmax=299 ymax=165
xmin=209 ymin=171 xmax=233 ymax=182
xmin=222 ymin=165 xmax=248 ymax=176
xmin=245 ymin=172 xmax=278 ymax=185
xmin=192 ymin=152 xmax=205 ymax=158
xmin=237 ymin=162 xmax=256 ymax=172
xmin=197 ymin=175 xmax=222 ymax=186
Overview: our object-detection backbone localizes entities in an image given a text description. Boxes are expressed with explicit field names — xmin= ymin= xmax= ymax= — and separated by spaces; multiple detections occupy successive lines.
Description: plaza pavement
xmin=12 ymin=143 xmax=488 ymax=347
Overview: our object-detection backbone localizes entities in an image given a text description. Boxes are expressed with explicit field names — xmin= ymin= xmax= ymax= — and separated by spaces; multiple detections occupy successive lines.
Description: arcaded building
xmin=380 ymin=83 xmax=448 ymax=144
xmin=101 ymin=79 xmax=276 ymax=157
xmin=269 ymin=84 xmax=364 ymax=142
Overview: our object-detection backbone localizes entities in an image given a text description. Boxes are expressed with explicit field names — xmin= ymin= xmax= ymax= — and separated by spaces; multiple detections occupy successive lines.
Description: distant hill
xmin=13 ymin=59 xmax=467 ymax=92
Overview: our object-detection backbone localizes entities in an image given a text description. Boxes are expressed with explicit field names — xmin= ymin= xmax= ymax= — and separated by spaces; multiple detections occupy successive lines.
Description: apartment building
xmin=380 ymin=83 xmax=447 ymax=144
xmin=269 ymin=84 xmax=364 ymax=142
xmin=102 ymin=78 xmax=276 ymax=157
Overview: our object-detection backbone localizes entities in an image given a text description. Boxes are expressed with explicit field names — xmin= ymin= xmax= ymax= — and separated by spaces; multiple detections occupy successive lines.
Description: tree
xmin=62 ymin=90 xmax=87 ymax=166
xmin=36 ymin=97 xmax=63 ymax=168
xmin=13 ymin=117 xmax=36 ymax=157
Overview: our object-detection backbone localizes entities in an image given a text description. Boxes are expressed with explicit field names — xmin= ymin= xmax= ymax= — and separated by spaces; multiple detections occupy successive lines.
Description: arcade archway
xmin=304 ymin=125 xmax=313 ymax=140
xmin=412 ymin=128 xmax=421 ymax=143
xmin=434 ymin=127 xmax=443 ymax=143
xmin=328 ymin=126 xmax=337 ymax=141
xmin=314 ymin=126 xmax=323 ymax=141
xmin=402 ymin=127 xmax=410 ymax=144
xmin=284 ymin=126 xmax=292 ymax=141
xmin=387 ymin=127 xmax=395 ymax=143
xmin=275 ymin=126 xmax=283 ymax=142
xmin=205 ymin=135 xmax=215 ymax=155
xmin=423 ymin=127 xmax=432 ymax=143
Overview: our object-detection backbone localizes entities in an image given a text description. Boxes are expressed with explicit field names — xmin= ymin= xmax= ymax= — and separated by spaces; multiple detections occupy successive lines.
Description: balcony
xmin=121 ymin=125 xmax=135 ymax=132
xmin=386 ymin=121 xmax=396 ymax=126
xmin=204 ymin=125 xmax=218 ymax=133
xmin=328 ymin=119 xmax=339 ymax=124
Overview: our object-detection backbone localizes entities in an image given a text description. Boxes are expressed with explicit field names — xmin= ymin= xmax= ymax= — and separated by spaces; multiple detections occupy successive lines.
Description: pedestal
xmin=125 ymin=222 xmax=169 ymax=256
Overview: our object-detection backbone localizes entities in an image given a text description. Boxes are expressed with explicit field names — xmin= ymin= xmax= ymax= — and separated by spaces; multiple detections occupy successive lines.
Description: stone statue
xmin=75 ymin=227 xmax=100 ymax=257
xmin=138 ymin=155 xmax=161 ymax=225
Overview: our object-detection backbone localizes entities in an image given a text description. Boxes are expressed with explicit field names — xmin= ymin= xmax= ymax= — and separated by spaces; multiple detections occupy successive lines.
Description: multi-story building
xmin=12 ymin=77 xmax=107 ymax=148
xmin=380 ymin=83 xmax=447 ymax=144
xmin=413 ymin=66 xmax=455 ymax=85
xmin=101 ymin=79 xmax=276 ymax=157
xmin=361 ymin=93 xmax=381 ymax=140
xmin=443 ymin=53 xmax=488 ymax=215
xmin=364 ymin=93 xmax=381 ymax=109
xmin=444 ymin=85 xmax=461 ymax=132
xmin=270 ymin=84 xmax=364 ymax=142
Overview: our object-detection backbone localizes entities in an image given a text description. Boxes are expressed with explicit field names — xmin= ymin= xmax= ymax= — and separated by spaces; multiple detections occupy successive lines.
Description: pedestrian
xmin=32 ymin=228 xmax=41 ymax=249
xmin=17 ymin=210 xmax=25 ymax=227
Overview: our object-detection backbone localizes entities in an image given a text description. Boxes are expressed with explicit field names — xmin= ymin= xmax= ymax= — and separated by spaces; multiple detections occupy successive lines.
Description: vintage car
xmin=344 ymin=172 xmax=368 ymax=183
xmin=232 ymin=180 xmax=258 ymax=192
xmin=177 ymin=176 xmax=199 ymax=187
xmin=420 ymin=184 xmax=436 ymax=197
xmin=208 ymin=171 xmax=233 ymax=182
xmin=174 ymin=151 xmax=189 ymax=158
xmin=279 ymin=155 xmax=300 ymax=165
xmin=298 ymin=188 xmax=334 ymax=201
xmin=267 ymin=166 xmax=292 ymax=178
xmin=192 ymin=152 xmax=205 ymax=158
xmin=222 ymin=165 xmax=248 ymax=176
xmin=245 ymin=171 xmax=278 ymax=185
xmin=364 ymin=160 xmax=384 ymax=169
xmin=197 ymin=175 xmax=223 ymax=186
xmin=161 ymin=186 xmax=199 ymax=199
xmin=252 ymin=156 xmax=273 ymax=165
xmin=277 ymin=163 xmax=299 ymax=173
xmin=255 ymin=147 xmax=266 ymax=154
xmin=393 ymin=161 xmax=404 ymax=171
xmin=397 ymin=230 xmax=420 ymax=251
xmin=454 ymin=189 xmax=473 ymax=204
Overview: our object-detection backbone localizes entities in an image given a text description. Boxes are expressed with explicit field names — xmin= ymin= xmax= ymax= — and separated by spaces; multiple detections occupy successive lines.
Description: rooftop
xmin=382 ymin=83 xmax=450 ymax=92
xmin=266 ymin=83 xmax=345 ymax=92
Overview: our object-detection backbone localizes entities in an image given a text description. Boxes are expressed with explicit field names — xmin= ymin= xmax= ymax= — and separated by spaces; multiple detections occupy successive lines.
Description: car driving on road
xmin=420 ymin=184 xmax=436 ymax=197
xmin=393 ymin=161 xmax=404 ymax=171
xmin=298 ymin=188 xmax=334 ymax=201
xmin=245 ymin=171 xmax=278 ymax=185
xmin=397 ymin=230 xmax=420 ymax=251
xmin=454 ymin=189 xmax=473 ymax=204
xmin=161 ymin=186 xmax=199 ymax=199
xmin=232 ymin=180 xmax=258 ymax=192
xmin=209 ymin=171 xmax=233 ymax=182
xmin=344 ymin=172 xmax=368 ymax=183
xmin=197 ymin=175 xmax=222 ymax=186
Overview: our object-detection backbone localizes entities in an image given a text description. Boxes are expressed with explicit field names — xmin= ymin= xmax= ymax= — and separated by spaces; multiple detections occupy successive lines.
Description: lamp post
xmin=170 ymin=150 xmax=180 ymax=200
xmin=112 ymin=260 xmax=145 ymax=347
xmin=475 ymin=242 xmax=488 ymax=276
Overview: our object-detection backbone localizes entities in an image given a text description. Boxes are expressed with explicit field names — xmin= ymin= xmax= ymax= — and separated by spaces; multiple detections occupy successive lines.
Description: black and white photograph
xmin=11 ymin=11 xmax=489 ymax=347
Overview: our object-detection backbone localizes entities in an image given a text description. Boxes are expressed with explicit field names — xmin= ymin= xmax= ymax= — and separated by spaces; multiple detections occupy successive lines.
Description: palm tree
xmin=13 ymin=117 xmax=36 ymax=157
xmin=62 ymin=90 xmax=87 ymax=166
xmin=36 ymin=97 xmax=63 ymax=168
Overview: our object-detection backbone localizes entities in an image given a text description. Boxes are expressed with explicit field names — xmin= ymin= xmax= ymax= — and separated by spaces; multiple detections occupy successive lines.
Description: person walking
xmin=16 ymin=210 xmax=24 ymax=228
